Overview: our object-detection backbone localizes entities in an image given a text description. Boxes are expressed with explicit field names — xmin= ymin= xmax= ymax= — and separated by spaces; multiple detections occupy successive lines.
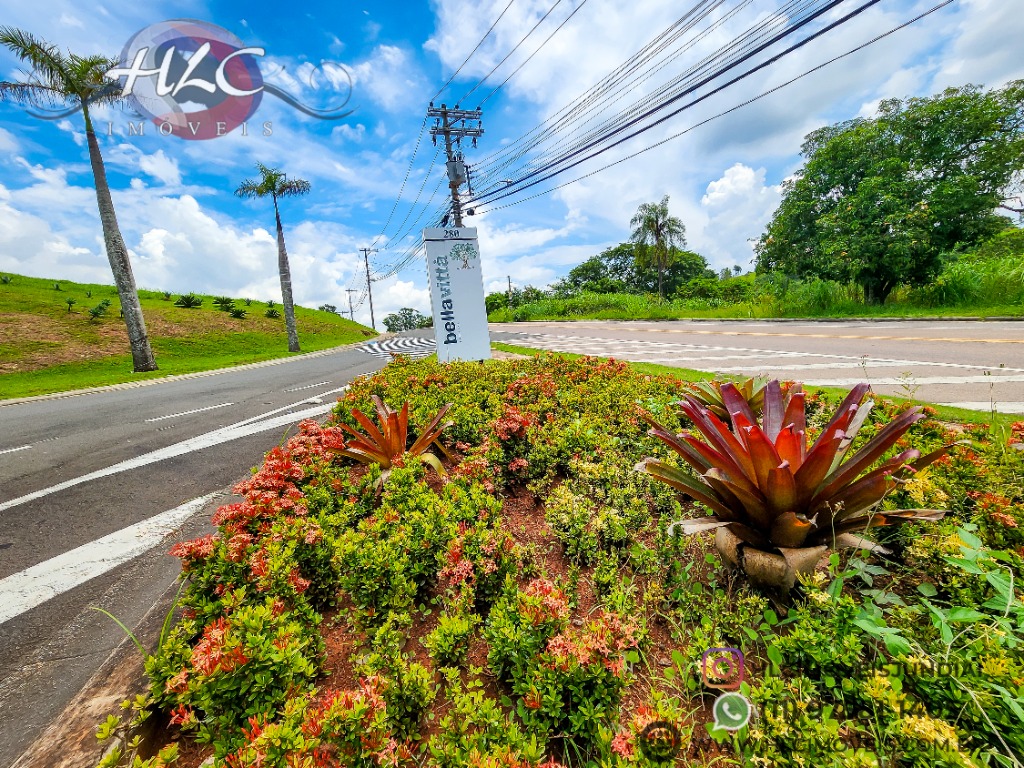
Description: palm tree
xmin=235 ymin=163 xmax=309 ymax=353
xmin=0 ymin=27 xmax=157 ymax=371
xmin=630 ymin=195 xmax=687 ymax=301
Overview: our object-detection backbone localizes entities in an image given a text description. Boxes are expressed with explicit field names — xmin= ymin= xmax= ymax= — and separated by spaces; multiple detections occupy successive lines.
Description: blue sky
xmin=1 ymin=0 xmax=1022 ymax=325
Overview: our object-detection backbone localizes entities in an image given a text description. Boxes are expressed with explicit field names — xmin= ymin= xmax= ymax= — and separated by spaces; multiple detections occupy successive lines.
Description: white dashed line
xmin=938 ymin=402 xmax=1024 ymax=414
xmin=144 ymin=402 xmax=235 ymax=422
xmin=0 ymin=393 xmax=345 ymax=514
xmin=0 ymin=493 xmax=218 ymax=625
xmin=284 ymin=381 xmax=331 ymax=392
xmin=0 ymin=445 xmax=32 ymax=456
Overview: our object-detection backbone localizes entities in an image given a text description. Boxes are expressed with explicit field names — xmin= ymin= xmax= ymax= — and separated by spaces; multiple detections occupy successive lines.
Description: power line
xmin=468 ymin=0 xmax=883 ymax=208
xmin=477 ymin=0 xmax=593 ymax=107
xmin=467 ymin=0 xmax=827 ymax=197
xmin=368 ymin=116 xmax=429 ymax=249
xmin=458 ymin=0 xmax=567 ymax=104
xmin=472 ymin=0 xmax=954 ymax=215
xmin=432 ymin=0 xmax=519 ymax=101
xmin=467 ymin=0 xmax=790 ymax=195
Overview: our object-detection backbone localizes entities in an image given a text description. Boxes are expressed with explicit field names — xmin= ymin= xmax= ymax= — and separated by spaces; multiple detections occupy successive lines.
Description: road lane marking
xmin=0 ymin=493 xmax=218 ymax=625
xmin=0 ymin=445 xmax=32 ymax=456
xmin=716 ymin=362 xmax=1022 ymax=373
xmin=939 ymin=402 xmax=1024 ymax=414
xmin=504 ymin=322 xmax=1024 ymax=344
xmin=284 ymin=381 xmax=331 ymax=392
xmin=0 ymin=399 xmax=340 ymax=514
xmin=798 ymin=375 xmax=1024 ymax=386
xmin=505 ymin=333 xmax=1024 ymax=373
xmin=228 ymin=386 xmax=349 ymax=430
xmin=144 ymin=402 xmax=234 ymax=422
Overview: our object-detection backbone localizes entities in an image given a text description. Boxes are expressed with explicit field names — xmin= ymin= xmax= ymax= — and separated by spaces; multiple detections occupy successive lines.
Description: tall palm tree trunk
xmin=84 ymin=108 xmax=157 ymax=372
xmin=273 ymin=197 xmax=301 ymax=353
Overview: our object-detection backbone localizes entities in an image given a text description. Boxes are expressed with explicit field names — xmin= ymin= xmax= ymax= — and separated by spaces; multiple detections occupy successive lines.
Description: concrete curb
xmin=0 ymin=337 xmax=380 ymax=409
xmin=10 ymin=493 xmax=226 ymax=768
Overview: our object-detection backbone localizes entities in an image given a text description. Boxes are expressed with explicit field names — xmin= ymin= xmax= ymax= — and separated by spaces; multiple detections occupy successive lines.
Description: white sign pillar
xmin=424 ymin=227 xmax=492 ymax=362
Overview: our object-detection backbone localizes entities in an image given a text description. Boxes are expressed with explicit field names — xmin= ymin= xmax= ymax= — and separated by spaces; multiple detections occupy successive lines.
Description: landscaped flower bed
xmin=99 ymin=355 xmax=1024 ymax=768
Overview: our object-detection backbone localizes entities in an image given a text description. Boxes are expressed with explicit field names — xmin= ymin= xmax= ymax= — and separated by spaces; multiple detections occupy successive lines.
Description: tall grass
xmin=490 ymin=254 xmax=1024 ymax=322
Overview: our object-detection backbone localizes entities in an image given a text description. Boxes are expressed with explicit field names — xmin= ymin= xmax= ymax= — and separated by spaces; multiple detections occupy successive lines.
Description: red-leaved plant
xmin=637 ymin=381 xmax=953 ymax=553
xmin=332 ymin=395 xmax=453 ymax=478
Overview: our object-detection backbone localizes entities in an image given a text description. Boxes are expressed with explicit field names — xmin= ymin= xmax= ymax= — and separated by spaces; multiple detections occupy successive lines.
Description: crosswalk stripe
xmin=356 ymin=337 xmax=436 ymax=360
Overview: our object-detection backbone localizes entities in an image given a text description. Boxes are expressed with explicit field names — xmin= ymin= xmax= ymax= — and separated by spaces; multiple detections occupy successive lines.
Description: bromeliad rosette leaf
xmin=637 ymin=380 xmax=955 ymax=553
xmin=332 ymin=395 xmax=454 ymax=478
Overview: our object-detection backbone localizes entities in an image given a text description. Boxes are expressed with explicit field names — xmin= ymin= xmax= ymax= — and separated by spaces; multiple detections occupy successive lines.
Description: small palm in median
xmin=0 ymin=26 xmax=157 ymax=371
xmin=235 ymin=163 xmax=310 ymax=353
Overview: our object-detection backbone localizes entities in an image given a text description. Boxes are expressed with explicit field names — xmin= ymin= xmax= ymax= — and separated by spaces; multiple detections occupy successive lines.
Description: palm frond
xmin=0 ymin=80 xmax=65 ymax=106
xmin=0 ymin=26 xmax=72 ymax=93
xmin=277 ymin=178 xmax=311 ymax=198
xmin=235 ymin=180 xmax=265 ymax=199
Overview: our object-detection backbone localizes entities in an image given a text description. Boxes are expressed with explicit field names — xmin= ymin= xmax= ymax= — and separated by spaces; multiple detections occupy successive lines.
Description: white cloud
xmin=0 ymin=127 xmax=18 ymax=153
xmin=347 ymin=45 xmax=426 ymax=112
xmin=138 ymin=150 xmax=182 ymax=186
xmin=698 ymin=163 xmax=781 ymax=269
xmin=934 ymin=0 xmax=1024 ymax=89
xmin=56 ymin=120 xmax=86 ymax=147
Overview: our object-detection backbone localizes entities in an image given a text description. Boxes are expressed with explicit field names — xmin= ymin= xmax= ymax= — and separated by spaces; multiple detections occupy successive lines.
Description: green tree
xmin=236 ymin=163 xmax=310 ymax=352
xmin=0 ymin=27 xmax=157 ymax=371
xmin=382 ymin=307 xmax=431 ymax=332
xmin=551 ymin=242 xmax=710 ymax=298
xmin=757 ymin=82 xmax=1024 ymax=304
xmin=630 ymin=196 xmax=687 ymax=301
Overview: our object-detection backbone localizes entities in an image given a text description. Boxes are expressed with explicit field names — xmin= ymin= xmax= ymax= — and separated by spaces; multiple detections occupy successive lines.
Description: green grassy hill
xmin=0 ymin=272 xmax=376 ymax=399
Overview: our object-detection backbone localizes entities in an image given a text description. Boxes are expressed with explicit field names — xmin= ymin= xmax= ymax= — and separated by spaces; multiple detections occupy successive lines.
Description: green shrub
xmin=175 ymin=293 xmax=203 ymax=308
xmin=146 ymin=597 xmax=322 ymax=755
xmin=424 ymin=612 xmax=478 ymax=666
xmin=88 ymin=299 xmax=112 ymax=319
xmin=264 ymin=308 xmax=281 ymax=318
xmin=485 ymin=578 xmax=570 ymax=683
xmin=427 ymin=680 xmax=546 ymax=767
xmin=515 ymin=610 xmax=639 ymax=747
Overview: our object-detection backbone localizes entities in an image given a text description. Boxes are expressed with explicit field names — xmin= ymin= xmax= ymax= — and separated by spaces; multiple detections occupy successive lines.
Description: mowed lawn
xmin=0 ymin=273 xmax=376 ymax=399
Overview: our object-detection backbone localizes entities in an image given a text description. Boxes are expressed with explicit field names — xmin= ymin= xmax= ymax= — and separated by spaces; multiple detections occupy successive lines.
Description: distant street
xmin=0 ymin=344 xmax=384 ymax=766
xmin=487 ymin=319 xmax=1024 ymax=414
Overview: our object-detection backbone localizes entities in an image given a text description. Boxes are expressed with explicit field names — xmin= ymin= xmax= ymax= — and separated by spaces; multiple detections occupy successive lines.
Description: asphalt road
xmin=0 ymin=344 xmax=384 ymax=766
xmin=488 ymin=319 xmax=1024 ymax=414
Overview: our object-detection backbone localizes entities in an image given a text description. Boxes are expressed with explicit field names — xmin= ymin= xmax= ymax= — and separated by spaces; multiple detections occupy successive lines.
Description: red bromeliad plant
xmin=332 ymin=395 xmax=453 ymax=477
xmin=637 ymin=381 xmax=953 ymax=580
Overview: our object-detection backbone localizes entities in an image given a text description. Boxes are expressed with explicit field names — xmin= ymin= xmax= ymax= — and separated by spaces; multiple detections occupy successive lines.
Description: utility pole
xmin=428 ymin=103 xmax=483 ymax=227
xmin=360 ymin=247 xmax=378 ymax=330
xmin=345 ymin=288 xmax=357 ymax=322
xmin=507 ymin=275 xmax=513 ymax=308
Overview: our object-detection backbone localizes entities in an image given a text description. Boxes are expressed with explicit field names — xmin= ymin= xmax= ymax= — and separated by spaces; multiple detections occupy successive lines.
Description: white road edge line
xmin=937 ymin=402 xmax=1024 ymax=414
xmin=228 ymin=386 xmax=350 ymax=430
xmin=144 ymin=402 xmax=235 ymax=423
xmin=284 ymin=381 xmax=331 ymax=392
xmin=0 ymin=444 xmax=32 ymax=455
xmin=0 ymin=492 xmax=219 ymax=625
xmin=0 ymin=389 xmax=347 ymax=514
